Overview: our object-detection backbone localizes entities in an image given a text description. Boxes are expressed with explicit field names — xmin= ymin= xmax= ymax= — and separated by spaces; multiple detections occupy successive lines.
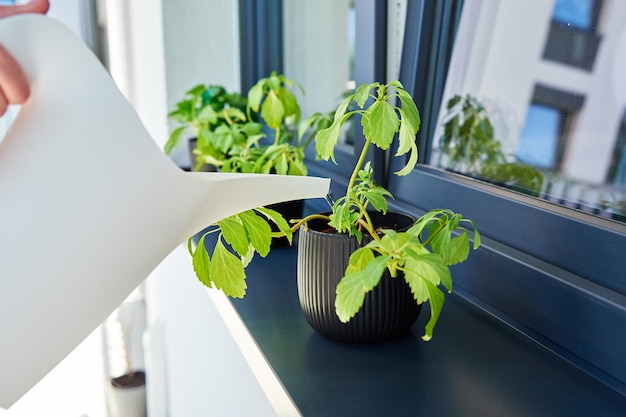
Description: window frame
xmin=388 ymin=0 xmax=626 ymax=396
xmin=240 ymin=0 xmax=626 ymax=396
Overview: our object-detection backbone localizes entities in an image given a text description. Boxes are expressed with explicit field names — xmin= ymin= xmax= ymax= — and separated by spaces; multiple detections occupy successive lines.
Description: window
xmin=553 ymin=0 xmax=597 ymax=29
xmin=517 ymin=104 xmax=562 ymax=169
xmin=390 ymin=0 xmax=626 ymax=396
xmin=543 ymin=0 xmax=603 ymax=71
xmin=241 ymin=0 xmax=626 ymax=397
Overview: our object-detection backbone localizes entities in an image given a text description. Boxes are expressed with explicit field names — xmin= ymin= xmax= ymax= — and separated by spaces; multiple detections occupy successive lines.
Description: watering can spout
xmin=181 ymin=171 xmax=330 ymax=238
xmin=0 ymin=15 xmax=329 ymax=407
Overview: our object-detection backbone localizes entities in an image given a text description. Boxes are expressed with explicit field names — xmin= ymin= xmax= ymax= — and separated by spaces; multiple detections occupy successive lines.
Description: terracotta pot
xmin=297 ymin=211 xmax=421 ymax=343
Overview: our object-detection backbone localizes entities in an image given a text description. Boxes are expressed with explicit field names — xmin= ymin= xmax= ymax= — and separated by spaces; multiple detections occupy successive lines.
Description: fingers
xmin=0 ymin=0 xmax=50 ymax=116
xmin=0 ymin=90 xmax=7 ymax=117
xmin=0 ymin=44 xmax=30 ymax=116
xmin=0 ymin=0 xmax=50 ymax=19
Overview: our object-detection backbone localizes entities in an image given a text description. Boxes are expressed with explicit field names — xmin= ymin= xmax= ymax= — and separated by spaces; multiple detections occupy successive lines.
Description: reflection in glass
xmin=282 ymin=0 xmax=355 ymax=145
xmin=517 ymin=104 xmax=561 ymax=169
xmin=553 ymin=0 xmax=595 ymax=29
xmin=439 ymin=94 xmax=544 ymax=196
xmin=434 ymin=0 xmax=626 ymax=221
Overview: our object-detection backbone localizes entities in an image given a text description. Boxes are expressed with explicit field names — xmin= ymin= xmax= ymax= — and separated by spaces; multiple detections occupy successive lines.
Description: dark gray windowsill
xmin=228 ymin=201 xmax=626 ymax=417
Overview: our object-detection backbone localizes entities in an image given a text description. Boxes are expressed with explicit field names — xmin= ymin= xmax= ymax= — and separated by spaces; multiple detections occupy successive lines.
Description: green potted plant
xmin=188 ymin=80 xmax=480 ymax=343
xmin=439 ymin=94 xmax=544 ymax=196
xmin=294 ymin=81 xmax=481 ymax=342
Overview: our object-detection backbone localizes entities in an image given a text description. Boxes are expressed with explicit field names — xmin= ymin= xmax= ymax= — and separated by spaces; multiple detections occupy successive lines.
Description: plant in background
xmin=183 ymin=73 xmax=333 ymax=300
xmin=232 ymin=71 xmax=332 ymax=176
xmin=439 ymin=94 xmax=544 ymax=196
xmin=165 ymin=84 xmax=248 ymax=170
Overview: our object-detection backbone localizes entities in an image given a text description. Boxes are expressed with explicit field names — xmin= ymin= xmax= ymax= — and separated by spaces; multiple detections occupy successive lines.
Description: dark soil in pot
xmin=297 ymin=211 xmax=421 ymax=343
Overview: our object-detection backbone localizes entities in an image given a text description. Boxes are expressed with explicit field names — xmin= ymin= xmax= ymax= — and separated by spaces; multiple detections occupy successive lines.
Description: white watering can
xmin=0 ymin=15 xmax=329 ymax=407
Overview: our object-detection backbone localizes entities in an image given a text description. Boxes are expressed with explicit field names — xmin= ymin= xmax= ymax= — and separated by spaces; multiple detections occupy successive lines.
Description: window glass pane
xmin=433 ymin=0 xmax=626 ymax=221
xmin=553 ymin=0 xmax=594 ymax=29
xmin=517 ymin=104 xmax=561 ymax=169
xmin=282 ymin=0 xmax=355 ymax=145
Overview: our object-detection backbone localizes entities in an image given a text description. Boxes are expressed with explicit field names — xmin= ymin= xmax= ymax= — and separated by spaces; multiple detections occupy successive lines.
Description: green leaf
xmin=197 ymin=105 xmax=218 ymax=124
xmin=209 ymin=239 xmax=247 ymax=298
xmin=240 ymin=122 xmax=263 ymax=136
xmin=288 ymin=157 xmax=307 ymax=176
xmin=471 ymin=223 xmax=482 ymax=249
xmin=334 ymin=94 xmax=355 ymax=121
xmin=315 ymin=120 xmax=343 ymax=162
xmin=186 ymin=83 xmax=206 ymax=98
xmin=394 ymin=139 xmax=418 ymax=176
xmin=428 ymin=215 xmax=471 ymax=266
xmin=279 ymin=87 xmax=301 ymax=124
xmin=404 ymin=251 xmax=451 ymax=291
xmin=192 ymin=235 xmax=212 ymax=288
xmin=238 ymin=210 xmax=272 ymax=257
xmin=362 ymin=100 xmax=399 ymax=150
xmin=379 ymin=231 xmax=417 ymax=253
xmin=345 ymin=246 xmax=376 ymax=274
xmin=406 ymin=209 xmax=448 ymax=238
xmin=268 ymin=72 xmax=281 ymax=90
xmin=297 ymin=113 xmax=316 ymax=141
xmin=261 ymin=90 xmax=285 ymax=129
xmin=421 ymin=280 xmax=446 ymax=341
xmin=164 ymin=126 xmax=187 ymax=155
xmin=355 ymin=83 xmax=376 ymax=108
xmin=335 ymin=253 xmax=390 ymax=322
xmin=328 ymin=200 xmax=353 ymax=234
xmin=395 ymin=114 xmax=414 ymax=156
xmin=256 ymin=207 xmax=293 ymax=245
xmin=445 ymin=232 xmax=471 ymax=266
xmin=247 ymin=79 xmax=265 ymax=112
xmin=225 ymin=107 xmax=247 ymax=122
xmin=397 ymin=88 xmax=421 ymax=134
xmin=218 ymin=217 xmax=250 ymax=257
xmin=360 ymin=186 xmax=392 ymax=213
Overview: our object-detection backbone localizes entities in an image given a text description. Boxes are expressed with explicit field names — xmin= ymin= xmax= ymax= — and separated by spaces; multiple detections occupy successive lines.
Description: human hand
xmin=0 ymin=0 xmax=50 ymax=116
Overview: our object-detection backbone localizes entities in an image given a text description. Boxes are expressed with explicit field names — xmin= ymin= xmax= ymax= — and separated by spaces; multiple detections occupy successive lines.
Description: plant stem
xmin=302 ymin=130 xmax=315 ymax=150
xmin=274 ymin=127 xmax=281 ymax=146
xmin=356 ymin=216 xmax=379 ymax=242
xmin=288 ymin=213 xmax=332 ymax=232
xmin=347 ymin=137 xmax=372 ymax=193
xmin=223 ymin=108 xmax=233 ymax=125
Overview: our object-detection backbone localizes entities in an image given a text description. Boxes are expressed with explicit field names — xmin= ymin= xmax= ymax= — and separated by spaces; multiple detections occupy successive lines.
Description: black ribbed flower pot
xmin=297 ymin=211 xmax=421 ymax=343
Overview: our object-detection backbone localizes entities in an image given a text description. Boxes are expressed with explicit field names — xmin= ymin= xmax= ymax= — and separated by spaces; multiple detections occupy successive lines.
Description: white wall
xmin=111 ymin=1 xmax=288 ymax=416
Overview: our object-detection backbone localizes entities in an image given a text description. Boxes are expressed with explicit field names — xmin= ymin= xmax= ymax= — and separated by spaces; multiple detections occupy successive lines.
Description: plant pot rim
xmin=300 ymin=210 xmax=415 ymax=237
xmin=111 ymin=370 xmax=146 ymax=388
